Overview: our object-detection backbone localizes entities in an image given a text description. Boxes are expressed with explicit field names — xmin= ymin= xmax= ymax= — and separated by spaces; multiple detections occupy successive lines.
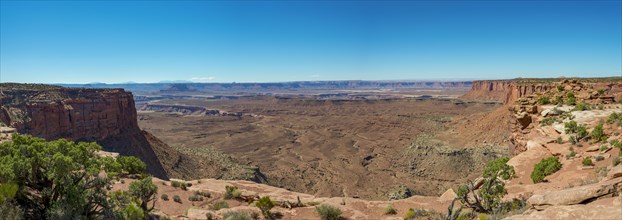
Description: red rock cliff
xmin=462 ymin=80 xmax=559 ymax=104
xmin=1 ymin=87 xmax=137 ymax=141
xmin=0 ymin=84 xmax=169 ymax=179
xmin=460 ymin=80 xmax=514 ymax=103
xmin=462 ymin=79 xmax=622 ymax=104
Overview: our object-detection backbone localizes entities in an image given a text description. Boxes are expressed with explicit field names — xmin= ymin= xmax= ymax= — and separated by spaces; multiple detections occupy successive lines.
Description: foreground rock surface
xmin=527 ymin=178 xmax=621 ymax=210
xmin=505 ymin=198 xmax=622 ymax=220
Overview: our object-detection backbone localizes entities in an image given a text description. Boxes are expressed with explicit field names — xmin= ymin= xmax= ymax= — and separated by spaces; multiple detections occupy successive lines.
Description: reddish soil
xmin=138 ymin=96 xmax=509 ymax=200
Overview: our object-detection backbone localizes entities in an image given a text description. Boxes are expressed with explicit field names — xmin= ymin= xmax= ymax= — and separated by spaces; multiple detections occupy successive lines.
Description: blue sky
xmin=1 ymin=1 xmax=621 ymax=84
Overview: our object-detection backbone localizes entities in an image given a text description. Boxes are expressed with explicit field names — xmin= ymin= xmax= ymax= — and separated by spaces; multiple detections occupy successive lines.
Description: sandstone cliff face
xmin=1 ymin=87 xmax=137 ymax=141
xmin=460 ymin=80 xmax=514 ymax=102
xmin=461 ymin=80 xmax=556 ymax=104
xmin=0 ymin=84 xmax=168 ymax=179
xmin=462 ymin=79 xmax=622 ymax=104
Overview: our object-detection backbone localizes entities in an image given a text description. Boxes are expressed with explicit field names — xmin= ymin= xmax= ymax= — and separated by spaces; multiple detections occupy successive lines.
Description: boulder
xmin=607 ymin=165 xmax=622 ymax=180
xmin=527 ymin=178 xmax=621 ymax=210
xmin=438 ymin=188 xmax=457 ymax=202
xmin=516 ymin=112 xmax=532 ymax=129
xmin=586 ymin=145 xmax=600 ymax=152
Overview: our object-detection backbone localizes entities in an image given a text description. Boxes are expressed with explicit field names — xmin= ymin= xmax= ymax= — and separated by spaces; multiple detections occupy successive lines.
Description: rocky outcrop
xmin=0 ymin=83 xmax=169 ymax=178
xmin=505 ymin=201 xmax=622 ymax=220
xmin=527 ymin=178 xmax=621 ymax=210
xmin=465 ymin=78 xmax=622 ymax=154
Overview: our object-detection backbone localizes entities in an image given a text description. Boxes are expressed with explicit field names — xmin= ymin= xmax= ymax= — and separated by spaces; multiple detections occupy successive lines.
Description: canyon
xmin=2 ymin=78 xmax=622 ymax=219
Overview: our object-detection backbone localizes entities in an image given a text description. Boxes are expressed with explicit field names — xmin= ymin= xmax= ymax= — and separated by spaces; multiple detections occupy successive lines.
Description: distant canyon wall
xmin=461 ymin=79 xmax=622 ymax=104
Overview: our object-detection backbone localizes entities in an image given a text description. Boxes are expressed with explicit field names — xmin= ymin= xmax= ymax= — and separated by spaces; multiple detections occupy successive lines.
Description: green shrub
xmin=556 ymin=137 xmax=563 ymax=144
xmin=0 ymin=135 xmax=163 ymax=219
xmin=160 ymin=194 xmax=169 ymax=201
xmin=566 ymin=121 xmax=588 ymax=139
xmin=117 ymin=156 xmax=147 ymax=175
xmin=121 ymin=202 xmax=145 ymax=220
xmin=189 ymin=195 xmax=204 ymax=202
xmin=173 ymin=195 xmax=182 ymax=203
xmin=170 ymin=181 xmax=188 ymax=190
xmin=404 ymin=208 xmax=415 ymax=220
xmin=591 ymin=123 xmax=607 ymax=142
xmin=194 ymin=191 xmax=211 ymax=198
xmin=607 ymin=112 xmax=622 ymax=125
xmin=541 ymin=117 xmax=560 ymax=126
xmin=565 ymin=151 xmax=576 ymax=159
xmin=256 ymin=196 xmax=275 ymax=218
xmin=384 ymin=204 xmax=397 ymax=215
xmin=101 ymin=157 xmax=122 ymax=178
xmin=210 ymin=200 xmax=229 ymax=210
xmin=566 ymin=92 xmax=576 ymax=105
xmin=597 ymin=89 xmax=605 ymax=95
xmin=128 ymin=177 xmax=158 ymax=212
xmin=224 ymin=186 xmax=242 ymax=199
xmin=565 ymin=121 xmax=578 ymax=133
xmin=315 ymin=204 xmax=341 ymax=220
xmin=613 ymin=157 xmax=620 ymax=166
xmin=610 ymin=139 xmax=622 ymax=148
xmin=577 ymin=126 xmax=588 ymax=139
xmin=582 ymin=157 xmax=593 ymax=166
xmin=600 ymin=145 xmax=609 ymax=151
xmin=557 ymin=85 xmax=564 ymax=92
xmin=457 ymin=157 xmax=515 ymax=213
xmin=572 ymin=103 xmax=589 ymax=111
xmin=531 ymin=157 xmax=562 ymax=183
xmin=482 ymin=157 xmax=515 ymax=179
xmin=537 ymin=96 xmax=550 ymax=105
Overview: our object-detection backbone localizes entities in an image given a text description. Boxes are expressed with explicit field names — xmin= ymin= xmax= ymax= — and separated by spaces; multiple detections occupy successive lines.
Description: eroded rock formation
xmin=0 ymin=83 xmax=169 ymax=178
xmin=462 ymin=78 xmax=622 ymax=154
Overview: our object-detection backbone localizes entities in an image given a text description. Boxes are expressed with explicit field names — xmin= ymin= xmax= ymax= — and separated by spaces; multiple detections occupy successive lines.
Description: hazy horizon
xmin=5 ymin=75 xmax=622 ymax=85
xmin=1 ymin=1 xmax=621 ymax=84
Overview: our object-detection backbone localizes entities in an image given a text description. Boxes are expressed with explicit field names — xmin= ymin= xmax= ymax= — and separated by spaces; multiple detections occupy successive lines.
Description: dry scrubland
xmin=138 ymin=97 xmax=509 ymax=200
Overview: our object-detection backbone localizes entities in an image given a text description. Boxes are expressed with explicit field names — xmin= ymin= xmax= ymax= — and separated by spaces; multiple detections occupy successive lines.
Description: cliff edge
xmin=0 ymin=83 xmax=170 ymax=179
